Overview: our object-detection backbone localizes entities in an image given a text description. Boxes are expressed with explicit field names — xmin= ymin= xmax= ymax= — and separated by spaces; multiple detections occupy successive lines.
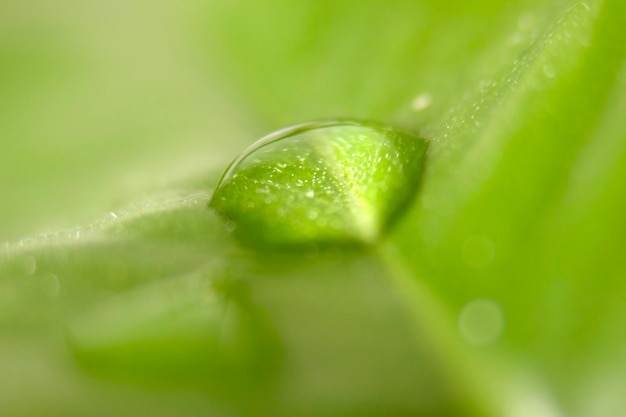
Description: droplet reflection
xmin=210 ymin=120 xmax=428 ymax=248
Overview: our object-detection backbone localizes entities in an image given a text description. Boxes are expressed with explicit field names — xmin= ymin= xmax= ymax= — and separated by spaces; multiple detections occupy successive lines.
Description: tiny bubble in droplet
xmin=458 ymin=298 xmax=504 ymax=346
xmin=22 ymin=256 xmax=37 ymax=275
xmin=40 ymin=273 xmax=61 ymax=298
xmin=411 ymin=93 xmax=433 ymax=112
xmin=542 ymin=63 xmax=556 ymax=79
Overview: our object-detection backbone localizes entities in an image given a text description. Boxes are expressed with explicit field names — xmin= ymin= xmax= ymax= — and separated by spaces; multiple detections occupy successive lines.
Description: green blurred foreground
xmin=2 ymin=0 xmax=626 ymax=416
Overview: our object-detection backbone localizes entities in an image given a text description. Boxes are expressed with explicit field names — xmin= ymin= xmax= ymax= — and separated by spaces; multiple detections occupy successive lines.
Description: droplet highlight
xmin=210 ymin=120 xmax=428 ymax=247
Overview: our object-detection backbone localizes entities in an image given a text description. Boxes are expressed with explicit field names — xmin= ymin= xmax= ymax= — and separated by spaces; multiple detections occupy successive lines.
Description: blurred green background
xmin=0 ymin=0 xmax=254 ymax=241
xmin=1 ymin=0 xmax=626 ymax=416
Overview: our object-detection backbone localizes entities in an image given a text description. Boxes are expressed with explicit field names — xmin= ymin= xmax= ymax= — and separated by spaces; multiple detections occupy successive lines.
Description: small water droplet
xmin=209 ymin=120 xmax=428 ymax=248
xmin=458 ymin=298 xmax=504 ymax=346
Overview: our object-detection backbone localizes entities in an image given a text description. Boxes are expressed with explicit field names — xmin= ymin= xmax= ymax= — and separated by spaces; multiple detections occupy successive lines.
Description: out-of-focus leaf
xmin=393 ymin=0 xmax=626 ymax=414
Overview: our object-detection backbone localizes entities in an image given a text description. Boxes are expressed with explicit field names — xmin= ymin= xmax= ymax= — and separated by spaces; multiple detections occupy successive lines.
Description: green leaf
xmin=2 ymin=0 xmax=626 ymax=416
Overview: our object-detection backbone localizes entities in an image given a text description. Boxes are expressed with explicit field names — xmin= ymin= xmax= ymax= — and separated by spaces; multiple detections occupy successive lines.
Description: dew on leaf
xmin=209 ymin=120 xmax=428 ymax=248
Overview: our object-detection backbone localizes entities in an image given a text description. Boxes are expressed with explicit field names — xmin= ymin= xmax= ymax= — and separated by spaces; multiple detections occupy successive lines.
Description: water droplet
xmin=210 ymin=120 xmax=428 ymax=248
xmin=458 ymin=298 xmax=504 ymax=346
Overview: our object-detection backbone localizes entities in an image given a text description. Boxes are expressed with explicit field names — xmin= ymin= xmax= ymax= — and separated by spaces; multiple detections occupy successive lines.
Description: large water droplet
xmin=210 ymin=120 xmax=428 ymax=248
